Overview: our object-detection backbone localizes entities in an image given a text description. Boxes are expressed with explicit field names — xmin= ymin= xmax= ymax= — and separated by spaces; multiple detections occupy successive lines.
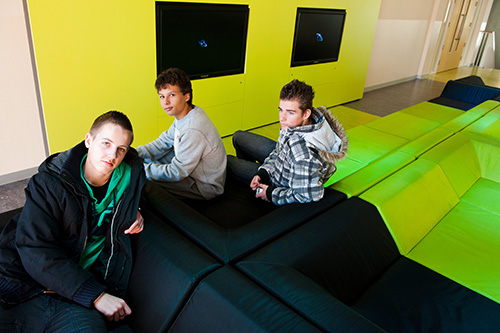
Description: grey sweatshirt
xmin=137 ymin=106 xmax=226 ymax=199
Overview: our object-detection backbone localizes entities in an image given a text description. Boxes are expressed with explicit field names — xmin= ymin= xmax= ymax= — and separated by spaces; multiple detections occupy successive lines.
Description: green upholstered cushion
xmin=360 ymin=159 xmax=460 ymax=255
xmin=442 ymin=100 xmax=499 ymax=132
xmin=482 ymin=118 xmax=500 ymax=138
xmin=483 ymin=119 xmax=500 ymax=138
xmin=464 ymin=107 xmax=500 ymax=136
xmin=364 ymin=112 xmax=441 ymax=141
xmin=458 ymin=137 xmax=500 ymax=215
xmin=324 ymin=157 xmax=365 ymax=188
xmin=346 ymin=126 xmax=408 ymax=164
xmin=461 ymin=130 xmax=500 ymax=150
xmin=467 ymin=100 xmax=500 ymax=116
xmin=462 ymin=178 xmax=500 ymax=216
xmin=421 ymin=134 xmax=481 ymax=198
xmin=399 ymin=101 xmax=463 ymax=124
xmin=408 ymin=201 xmax=500 ymax=304
xmin=331 ymin=151 xmax=414 ymax=198
xmin=398 ymin=126 xmax=454 ymax=157
xmin=358 ymin=125 xmax=500 ymax=305
xmin=471 ymin=136 xmax=500 ymax=182
xmin=421 ymin=133 xmax=500 ymax=197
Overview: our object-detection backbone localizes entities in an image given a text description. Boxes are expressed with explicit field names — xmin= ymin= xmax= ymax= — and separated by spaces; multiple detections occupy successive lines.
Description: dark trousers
xmin=226 ymin=130 xmax=276 ymax=184
xmin=0 ymin=294 xmax=109 ymax=333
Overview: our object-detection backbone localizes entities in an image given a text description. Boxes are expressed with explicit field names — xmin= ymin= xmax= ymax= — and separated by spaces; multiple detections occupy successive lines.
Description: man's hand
xmin=94 ymin=293 xmax=132 ymax=321
xmin=125 ymin=210 xmax=144 ymax=234
xmin=250 ymin=175 xmax=261 ymax=191
xmin=255 ymin=184 xmax=270 ymax=202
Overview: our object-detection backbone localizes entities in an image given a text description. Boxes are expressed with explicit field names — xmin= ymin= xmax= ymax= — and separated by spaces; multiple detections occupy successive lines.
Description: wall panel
xmin=26 ymin=0 xmax=381 ymax=153
xmin=0 ymin=0 xmax=46 ymax=183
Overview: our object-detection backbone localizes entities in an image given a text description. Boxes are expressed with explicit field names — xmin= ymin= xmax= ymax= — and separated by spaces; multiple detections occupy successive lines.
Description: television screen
xmin=156 ymin=2 xmax=249 ymax=80
xmin=291 ymin=8 xmax=346 ymax=67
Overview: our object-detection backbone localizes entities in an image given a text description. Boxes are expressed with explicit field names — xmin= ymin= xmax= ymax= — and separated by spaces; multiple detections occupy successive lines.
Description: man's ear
xmin=303 ymin=108 xmax=312 ymax=120
xmin=84 ymin=133 xmax=92 ymax=148
xmin=184 ymin=92 xmax=191 ymax=103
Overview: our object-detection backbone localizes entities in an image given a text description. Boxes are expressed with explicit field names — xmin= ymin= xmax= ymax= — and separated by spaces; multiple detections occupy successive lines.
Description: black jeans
xmin=0 ymin=294 xmax=108 ymax=333
xmin=226 ymin=130 xmax=276 ymax=184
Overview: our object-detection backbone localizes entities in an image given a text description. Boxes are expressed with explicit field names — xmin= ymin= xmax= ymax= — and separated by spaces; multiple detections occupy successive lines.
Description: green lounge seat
xmin=330 ymin=151 xmax=414 ymax=197
xmin=364 ymin=111 xmax=441 ymax=140
xmin=360 ymin=133 xmax=500 ymax=304
xmin=399 ymin=101 xmax=463 ymax=123
xmin=443 ymin=100 xmax=500 ymax=132
xmin=464 ymin=105 xmax=500 ymax=140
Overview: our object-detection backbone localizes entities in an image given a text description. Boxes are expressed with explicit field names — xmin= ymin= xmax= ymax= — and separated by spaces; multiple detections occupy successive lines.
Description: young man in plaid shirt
xmin=228 ymin=79 xmax=348 ymax=205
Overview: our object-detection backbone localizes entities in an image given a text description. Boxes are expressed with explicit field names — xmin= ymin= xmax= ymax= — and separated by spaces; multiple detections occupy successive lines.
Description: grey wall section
xmin=23 ymin=0 xmax=49 ymax=158
xmin=486 ymin=0 xmax=500 ymax=68
xmin=0 ymin=0 xmax=48 ymax=183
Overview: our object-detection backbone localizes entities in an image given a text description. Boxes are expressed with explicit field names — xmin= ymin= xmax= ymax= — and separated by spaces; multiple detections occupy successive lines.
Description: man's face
xmin=84 ymin=122 xmax=132 ymax=182
xmin=279 ymin=99 xmax=311 ymax=130
xmin=158 ymin=84 xmax=191 ymax=120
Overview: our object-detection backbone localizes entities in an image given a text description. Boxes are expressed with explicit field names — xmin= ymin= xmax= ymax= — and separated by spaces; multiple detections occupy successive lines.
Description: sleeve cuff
xmin=266 ymin=185 xmax=276 ymax=202
xmin=72 ymin=277 xmax=106 ymax=308
xmin=255 ymin=168 xmax=271 ymax=184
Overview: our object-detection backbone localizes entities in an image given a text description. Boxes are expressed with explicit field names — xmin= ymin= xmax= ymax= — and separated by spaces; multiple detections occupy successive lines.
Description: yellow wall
xmin=27 ymin=0 xmax=381 ymax=153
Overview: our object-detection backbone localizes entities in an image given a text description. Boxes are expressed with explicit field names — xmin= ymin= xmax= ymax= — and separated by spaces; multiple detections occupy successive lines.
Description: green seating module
xmin=464 ymin=105 xmax=500 ymax=140
xmin=443 ymin=100 xmax=500 ymax=132
xmin=326 ymin=100 xmax=500 ymax=198
xmin=329 ymin=151 xmax=414 ymax=197
xmin=360 ymin=133 xmax=500 ymax=304
xmin=364 ymin=111 xmax=441 ymax=141
xmin=399 ymin=101 xmax=463 ymax=123
xmin=345 ymin=125 xmax=408 ymax=164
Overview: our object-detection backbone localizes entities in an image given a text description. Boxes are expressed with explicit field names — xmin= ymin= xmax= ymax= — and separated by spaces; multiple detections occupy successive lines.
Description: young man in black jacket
xmin=0 ymin=111 xmax=146 ymax=331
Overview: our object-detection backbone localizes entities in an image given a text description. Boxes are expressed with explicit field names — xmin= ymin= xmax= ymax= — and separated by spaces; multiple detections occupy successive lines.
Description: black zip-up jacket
xmin=0 ymin=141 xmax=146 ymax=309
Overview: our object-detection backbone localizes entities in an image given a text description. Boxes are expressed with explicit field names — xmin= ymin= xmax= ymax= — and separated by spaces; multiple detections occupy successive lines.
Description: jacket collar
xmin=39 ymin=141 xmax=141 ymax=195
xmin=282 ymin=107 xmax=324 ymax=135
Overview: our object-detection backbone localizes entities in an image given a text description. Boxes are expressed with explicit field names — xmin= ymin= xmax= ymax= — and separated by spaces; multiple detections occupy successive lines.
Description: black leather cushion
xmin=429 ymin=79 xmax=500 ymax=110
xmin=169 ymin=266 xmax=324 ymax=332
xmin=143 ymin=180 xmax=346 ymax=263
xmin=353 ymin=257 xmax=500 ymax=332
xmin=428 ymin=96 xmax=475 ymax=111
xmin=238 ymin=197 xmax=398 ymax=304
xmin=455 ymin=75 xmax=485 ymax=86
xmin=237 ymin=197 xmax=394 ymax=331
xmin=180 ymin=179 xmax=277 ymax=228
xmin=126 ymin=209 xmax=221 ymax=332
xmin=237 ymin=197 xmax=500 ymax=331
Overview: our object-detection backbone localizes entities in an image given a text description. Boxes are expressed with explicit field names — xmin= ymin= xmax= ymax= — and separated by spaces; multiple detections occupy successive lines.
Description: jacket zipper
xmin=104 ymin=196 xmax=122 ymax=280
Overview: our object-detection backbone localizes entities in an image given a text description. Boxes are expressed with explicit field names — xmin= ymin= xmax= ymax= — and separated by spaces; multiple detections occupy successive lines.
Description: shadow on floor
xmin=343 ymin=79 xmax=446 ymax=117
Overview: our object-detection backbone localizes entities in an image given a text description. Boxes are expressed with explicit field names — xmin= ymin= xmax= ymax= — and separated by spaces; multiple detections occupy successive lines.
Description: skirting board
xmin=364 ymin=75 xmax=420 ymax=92
xmin=0 ymin=167 xmax=37 ymax=186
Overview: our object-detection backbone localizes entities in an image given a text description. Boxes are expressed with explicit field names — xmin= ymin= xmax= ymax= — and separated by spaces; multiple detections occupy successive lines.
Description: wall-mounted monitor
xmin=291 ymin=8 xmax=346 ymax=67
xmin=156 ymin=2 xmax=249 ymax=80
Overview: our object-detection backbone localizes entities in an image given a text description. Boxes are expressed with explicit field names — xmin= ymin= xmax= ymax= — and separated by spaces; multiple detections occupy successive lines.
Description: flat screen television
xmin=291 ymin=8 xmax=346 ymax=67
xmin=156 ymin=2 xmax=249 ymax=80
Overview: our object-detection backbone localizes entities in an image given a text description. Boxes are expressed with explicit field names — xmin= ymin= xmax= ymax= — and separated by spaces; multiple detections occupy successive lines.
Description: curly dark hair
xmin=279 ymin=79 xmax=315 ymax=112
xmin=155 ymin=68 xmax=193 ymax=107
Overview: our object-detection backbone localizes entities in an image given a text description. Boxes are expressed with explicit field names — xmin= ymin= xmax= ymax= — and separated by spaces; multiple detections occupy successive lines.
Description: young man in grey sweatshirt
xmin=136 ymin=68 xmax=226 ymax=200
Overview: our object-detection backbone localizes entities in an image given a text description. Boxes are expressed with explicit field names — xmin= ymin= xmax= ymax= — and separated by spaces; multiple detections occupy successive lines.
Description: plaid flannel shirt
xmin=258 ymin=111 xmax=336 ymax=205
